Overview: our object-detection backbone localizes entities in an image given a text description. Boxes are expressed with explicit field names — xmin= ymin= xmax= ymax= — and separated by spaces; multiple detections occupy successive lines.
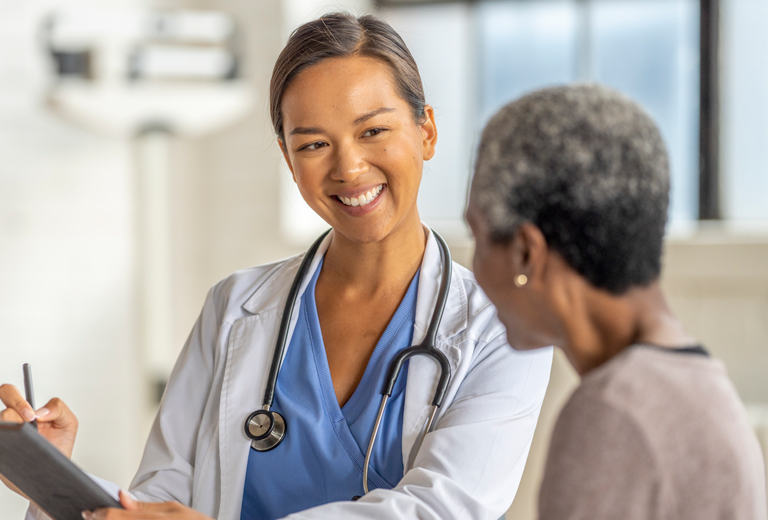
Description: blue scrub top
xmin=240 ymin=257 xmax=420 ymax=520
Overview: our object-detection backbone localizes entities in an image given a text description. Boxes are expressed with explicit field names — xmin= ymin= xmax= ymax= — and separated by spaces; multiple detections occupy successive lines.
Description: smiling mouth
xmin=335 ymin=185 xmax=384 ymax=207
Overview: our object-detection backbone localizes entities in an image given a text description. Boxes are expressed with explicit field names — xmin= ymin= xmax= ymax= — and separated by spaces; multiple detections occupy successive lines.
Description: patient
xmin=466 ymin=84 xmax=768 ymax=519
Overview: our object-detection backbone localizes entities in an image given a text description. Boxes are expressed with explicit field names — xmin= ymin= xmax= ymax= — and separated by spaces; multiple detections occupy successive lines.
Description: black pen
xmin=23 ymin=363 xmax=38 ymax=429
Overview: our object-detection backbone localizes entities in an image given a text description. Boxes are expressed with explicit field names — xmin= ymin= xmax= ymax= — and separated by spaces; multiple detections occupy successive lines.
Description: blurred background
xmin=0 ymin=0 xmax=766 ymax=518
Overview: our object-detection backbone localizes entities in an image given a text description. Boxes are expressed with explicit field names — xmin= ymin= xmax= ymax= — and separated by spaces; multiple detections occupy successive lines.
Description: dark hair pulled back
xmin=270 ymin=12 xmax=426 ymax=141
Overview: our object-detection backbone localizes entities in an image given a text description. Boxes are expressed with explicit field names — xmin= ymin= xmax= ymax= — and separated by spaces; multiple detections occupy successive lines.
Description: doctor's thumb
xmin=119 ymin=489 xmax=142 ymax=510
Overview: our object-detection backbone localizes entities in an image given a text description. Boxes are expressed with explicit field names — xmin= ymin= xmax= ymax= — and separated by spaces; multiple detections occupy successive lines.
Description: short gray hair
xmin=471 ymin=84 xmax=670 ymax=294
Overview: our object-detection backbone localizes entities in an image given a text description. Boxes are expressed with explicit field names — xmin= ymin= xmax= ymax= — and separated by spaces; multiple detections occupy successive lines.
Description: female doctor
xmin=0 ymin=12 xmax=552 ymax=520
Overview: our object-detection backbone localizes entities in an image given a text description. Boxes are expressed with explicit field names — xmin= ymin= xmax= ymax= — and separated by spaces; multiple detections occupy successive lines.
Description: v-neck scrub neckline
xmin=305 ymin=257 xmax=418 ymax=423
xmin=239 ymin=256 xmax=420 ymax=520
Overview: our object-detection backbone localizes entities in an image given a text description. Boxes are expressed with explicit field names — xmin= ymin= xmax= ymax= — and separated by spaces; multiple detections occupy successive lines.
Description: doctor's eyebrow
xmin=288 ymin=126 xmax=324 ymax=136
xmin=353 ymin=107 xmax=395 ymax=125
xmin=288 ymin=107 xmax=396 ymax=136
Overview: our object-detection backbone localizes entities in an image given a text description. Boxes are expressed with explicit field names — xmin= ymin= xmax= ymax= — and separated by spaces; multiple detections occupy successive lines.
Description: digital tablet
xmin=0 ymin=421 xmax=122 ymax=520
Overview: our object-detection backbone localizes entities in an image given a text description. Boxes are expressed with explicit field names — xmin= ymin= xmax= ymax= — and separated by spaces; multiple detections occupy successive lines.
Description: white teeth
xmin=337 ymin=185 xmax=383 ymax=207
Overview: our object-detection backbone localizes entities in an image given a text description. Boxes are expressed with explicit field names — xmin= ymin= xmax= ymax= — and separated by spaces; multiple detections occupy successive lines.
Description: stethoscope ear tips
xmin=245 ymin=409 xmax=287 ymax=452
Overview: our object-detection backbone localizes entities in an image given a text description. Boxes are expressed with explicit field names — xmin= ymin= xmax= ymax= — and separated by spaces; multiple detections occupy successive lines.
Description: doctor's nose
xmin=331 ymin=143 xmax=369 ymax=182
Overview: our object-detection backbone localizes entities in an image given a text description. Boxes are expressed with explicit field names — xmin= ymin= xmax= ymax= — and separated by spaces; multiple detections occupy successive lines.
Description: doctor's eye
xmin=362 ymin=127 xmax=387 ymax=138
xmin=299 ymin=141 xmax=328 ymax=152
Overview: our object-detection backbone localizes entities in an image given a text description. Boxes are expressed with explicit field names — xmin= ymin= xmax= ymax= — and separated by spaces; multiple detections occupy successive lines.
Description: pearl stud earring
xmin=515 ymin=274 xmax=528 ymax=287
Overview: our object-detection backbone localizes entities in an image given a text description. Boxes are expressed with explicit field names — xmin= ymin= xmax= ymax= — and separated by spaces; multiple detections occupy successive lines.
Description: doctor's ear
xmin=419 ymin=105 xmax=437 ymax=161
xmin=509 ymin=223 xmax=548 ymax=284
xmin=278 ymin=139 xmax=297 ymax=182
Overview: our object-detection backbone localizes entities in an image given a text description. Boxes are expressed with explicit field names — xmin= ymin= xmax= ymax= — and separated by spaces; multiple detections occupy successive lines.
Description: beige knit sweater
xmin=539 ymin=345 xmax=767 ymax=520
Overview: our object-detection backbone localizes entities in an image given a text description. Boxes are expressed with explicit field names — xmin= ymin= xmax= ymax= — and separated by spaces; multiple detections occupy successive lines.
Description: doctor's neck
xmin=323 ymin=210 xmax=426 ymax=294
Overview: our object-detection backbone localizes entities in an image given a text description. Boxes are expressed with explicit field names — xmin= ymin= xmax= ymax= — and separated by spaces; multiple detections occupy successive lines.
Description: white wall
xmin=0 ymin=2 xmax=148 ymax=517
xmin=0 ymin=0 xmax=286 ymax=516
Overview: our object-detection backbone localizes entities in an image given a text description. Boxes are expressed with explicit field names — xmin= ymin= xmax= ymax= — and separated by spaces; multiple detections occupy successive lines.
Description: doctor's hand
xmin=0 ymin=384 xmax=79 ymax=459
xmin=84 ymin=490 xmax=215 ymax=520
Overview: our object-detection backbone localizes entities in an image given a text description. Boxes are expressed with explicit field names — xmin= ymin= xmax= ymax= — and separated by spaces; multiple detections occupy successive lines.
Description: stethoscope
xmin=243 ymin=228 xmax=453 ymax=495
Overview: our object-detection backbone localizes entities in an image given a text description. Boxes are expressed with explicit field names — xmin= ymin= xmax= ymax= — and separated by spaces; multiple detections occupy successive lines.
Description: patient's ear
xmin=510 ymin=223 xmax=548 ymax=285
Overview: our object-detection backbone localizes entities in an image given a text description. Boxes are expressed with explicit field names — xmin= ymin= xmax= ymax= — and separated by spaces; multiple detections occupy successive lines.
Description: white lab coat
xmin=27 ymin=229 xmax=552 ymax=520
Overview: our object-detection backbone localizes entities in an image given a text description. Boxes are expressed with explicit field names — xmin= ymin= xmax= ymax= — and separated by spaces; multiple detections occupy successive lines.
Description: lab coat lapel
xmin=402 ymin=229 xmax=467 ymax=470
xmin=218 ymin=232 xmax=333 ymax=520
xmin=218 ymin=311 xmax=279 ymax=520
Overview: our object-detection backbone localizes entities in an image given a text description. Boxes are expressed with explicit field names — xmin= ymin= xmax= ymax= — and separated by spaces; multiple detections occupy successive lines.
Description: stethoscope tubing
xmin=378 ymin=232 xmax=453 ymax=405
xmin=261 ymin=229 xmax=332 ymax=409
xmin=362 ymin=231 xmax=453 ymax=493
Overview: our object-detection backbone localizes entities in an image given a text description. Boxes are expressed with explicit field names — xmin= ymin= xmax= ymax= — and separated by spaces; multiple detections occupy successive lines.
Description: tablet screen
xmin=0 ymin=422 xmax=122 ymax=520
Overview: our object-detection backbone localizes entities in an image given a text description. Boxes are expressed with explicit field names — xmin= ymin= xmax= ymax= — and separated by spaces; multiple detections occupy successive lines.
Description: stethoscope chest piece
xmin=245 ymin=409 xmax=286 ymax=451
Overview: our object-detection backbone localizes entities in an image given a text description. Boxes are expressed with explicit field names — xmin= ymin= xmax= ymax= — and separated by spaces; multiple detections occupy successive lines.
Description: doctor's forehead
xmin=280 ymin=57 xmax=407 ymax=131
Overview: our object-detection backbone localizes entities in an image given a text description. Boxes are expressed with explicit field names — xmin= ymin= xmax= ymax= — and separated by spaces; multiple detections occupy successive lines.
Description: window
xmin=382 ymin=0 xmax=700 ymax=234
xmin=721 ymin=0 xmax=768 ymax=221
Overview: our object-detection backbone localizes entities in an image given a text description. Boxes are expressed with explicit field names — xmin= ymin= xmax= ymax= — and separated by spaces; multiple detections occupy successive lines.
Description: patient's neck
xmin=566 ymin=282 xmax=698 ymax=376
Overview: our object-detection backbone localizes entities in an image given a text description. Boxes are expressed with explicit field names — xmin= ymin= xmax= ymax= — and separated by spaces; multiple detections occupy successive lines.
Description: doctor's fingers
xmin=29 ymin=397 xmax=79 ymax=459
xmin=0 ymin=406 xmax=24 ymax=423
xmin=35 ymin=397 xmax=79 ymax=429
xmin=0 ymin=384 xmax=36 ymax=422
